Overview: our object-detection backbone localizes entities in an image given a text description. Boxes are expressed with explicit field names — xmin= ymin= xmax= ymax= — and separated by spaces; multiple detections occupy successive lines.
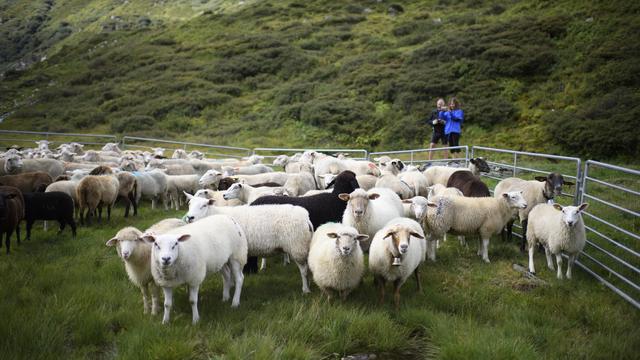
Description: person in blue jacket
xmin=427 ymin=98 xmax=448 ymax=160
xmin=443 ymin=97 xmax=463 ymax=158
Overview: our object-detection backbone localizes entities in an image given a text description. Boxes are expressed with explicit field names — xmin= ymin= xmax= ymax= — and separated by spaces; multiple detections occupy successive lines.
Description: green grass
xmin=0 ymin=200 xmax=638 ymax=359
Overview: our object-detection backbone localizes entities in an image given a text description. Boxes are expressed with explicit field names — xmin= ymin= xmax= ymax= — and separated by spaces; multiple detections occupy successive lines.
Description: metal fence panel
xmin=368 ymin=145 xmax=469 ymax=166
xmin=121 ymin=136 xmax=251 ymax=159
xmin=253 ymin=147 xmax=368 ymax=162
xmin=0 ymin=130 xmax=118 ymax=149
xmin=577 ymin=160 xmax=640 ymax=309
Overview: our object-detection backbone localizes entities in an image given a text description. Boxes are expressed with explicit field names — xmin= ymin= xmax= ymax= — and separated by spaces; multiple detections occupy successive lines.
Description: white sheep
xmin=526 ymin=203 xmax=588 ymax=279
xmin=106 ymin=218 xmax=185 ymax=315
xmin=340 ymin=187 xmax=404 ymax=250
xmin=369 ymin=217 xmax=426 ymax=309
xmin=233 ymin=172 xmax=289 ymax=186
xmin=222 ymin=182 xmax=288 ymax=204
xmin=428 ymin=191 xmax=528 ymax=263
xmin=375 ymin=169 xmax=413 ymax=200
xmin=427 ymin=183 xmax=464 ymax=199
xmin=172 ymin=149 xmax=188 ymax=159
xmin=165 ymin=174 xmax=200 ymax=210
xmin=185 ymin=193 xmax=314 ymax=293
xmin=194 ymin=188 xmax=243 ymax=206
xmin=283 ymin=164 xmax=317 ymax=196
xmin=308 ymin=223 xmax=368 ymax=300
xmin=223 ymin=164 xmax=273 ymax=175
xmin=132 ymin=169 xmax=168 ymax=210
xmin=144 ymin=214 xmax=248 ymax=324
xmin=398 ymin=169 xmax=429 ymax=197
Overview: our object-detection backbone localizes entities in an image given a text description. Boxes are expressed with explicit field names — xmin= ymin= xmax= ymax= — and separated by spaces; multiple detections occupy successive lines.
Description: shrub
xmin=110 ymin=115 xmax=155 ymax=133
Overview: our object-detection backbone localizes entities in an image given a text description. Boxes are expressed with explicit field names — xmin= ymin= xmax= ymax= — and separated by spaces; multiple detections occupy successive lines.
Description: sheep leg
xmin=150 ymin=283 xmax=161 ymax=315
xmin=555 ymin=254 xmax=564 ymax=280
xmin=107 ymin=204 xmax=112 ymax=221
xmin=26 ymin=219 xmax=34 ymax=241
xmin=188 ymin=285 xmax=200 ymax=324
xmin=97 ymin=205 xmax=103 ymax=223
xmin=295 ymin=260 xmax=311 ymax=294
xmin=413 ymin=266 xmax=422 ymax=293
xmin=69 ymin=218 xmax=77 ymax=239
xmin=230 ymin=259 xmax=244 ymax=308
xmin=57 ymin=220 xmax=66 ymax=235
xmin=544 ymin=246 xmax=554 ymax=271
xmin=520 ymin=220 xmax=528 ymax=252
xmin=4 ymin=231 xmax=10 ymax=254
xmin=221 ymin=264 xmax=232 ymax=302
xmin=151 ymin=197 xmax=156 ymax=210
xmin=481 ymin=237 xmax=490 ymax=263
xmin=428 ymin=239 xmax=436 ymax=262
xmin=283 ymin=253 xmax=290 ymax=265
xmin=162 ymin=287 xmax=173 ymax=324
xmin=566 ymin=254 xmax=576 ymax=279
xmin=340 ymin=289 xmax=351 ymax=301
xmin=44 ymin=220 xmax=48 ymax=232
xmin=128 ymin=191 xmax=138 ymax=216
xmin=458 ymin=235 xmax=466 ymax=247
xmin=393 ymin=279 xmax=403 ymax=310
xmin=259 ymin=258 xmax=267 ymax=271
xmin=15 ymin=224 xmax=21 ymax=244
xmin=141 ymin=285 xmax=151 ymax=314
xmin=374 ymin=275 xmax=385 ymax=305
xmin=477 ymin=237 xmax=482 ymax=256
xmin=528 ymin=245 xmax=536 ymax=274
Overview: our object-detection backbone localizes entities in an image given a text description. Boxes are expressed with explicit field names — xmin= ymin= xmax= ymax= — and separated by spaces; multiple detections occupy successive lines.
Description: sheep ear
xmin=106 ymin=238 xmax=118 ymax=247
xmin=553 ymin=204 xmax=563 ymax=211
xmin=470 ymin=158 xmax=477 ymax=164
xmin=141 ymin=234 xmax=156 ymax=243
xmin=177 ymin=234 xmax=191 ymax=242
xmin=534 ymin=176 xmax=546 ymax=182
xmin=564 ymin=181 xmax=575 ymax=186
xmin=410 ymin=232 xmax=424 ymax=240
xmin=338 ymin=193 xmax=350 ymax=201
xmin=326 ymin=232 xmax=339 ymax=238
xmin=502 ymin=193 xmax=509 ymax=198
xmin=427 ymin=201 xmax=438 ymax=208
xmin=207 ymin=199 xmax=215 ymax=205
xmin=183 ymin=191 xmax=194 ymax=200
xmin=368 ymin=193 xmax=380 ymax=200
xmin=356 ymin=234 xmax=369 ymax=242
xmin=383 ymin=232 xmax=394 ymax=239
xmin=402 ymin=199 xmax=413 ymax=204
xmin=578 ymin=203 xmax=589 ymax=212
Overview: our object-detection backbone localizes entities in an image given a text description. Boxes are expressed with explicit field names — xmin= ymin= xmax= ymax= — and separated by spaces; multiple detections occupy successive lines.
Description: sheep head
xmin=535 ymin=172 xmax=574 ymax=198
xmin=339 ymin=189 xmax=379 ymax=220
xmin=106 ymin=227 xmax=144 ymax=261
xmin=143 ymin=233 xmax=191 ymax=268
xmin=383 ymin=225 xmax=424 ymax=259
xmin=502 ymin=191 xmax=528 ymax=210
xmin=327 ymin=230 xmax=368 ymax=256
xmin=184 ymin=193 xmax=215 ymax=223
xmin=553 ymin=203 xmax=588 ymax=227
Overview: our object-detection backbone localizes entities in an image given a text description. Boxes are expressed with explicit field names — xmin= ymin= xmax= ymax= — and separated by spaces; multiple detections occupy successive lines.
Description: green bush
xmin=110 ymin=115 xmax=156 ymax=133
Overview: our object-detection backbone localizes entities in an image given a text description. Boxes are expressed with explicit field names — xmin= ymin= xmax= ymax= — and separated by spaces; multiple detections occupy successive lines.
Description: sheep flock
xmin=0 ymin=141 xmax=584 ymax=322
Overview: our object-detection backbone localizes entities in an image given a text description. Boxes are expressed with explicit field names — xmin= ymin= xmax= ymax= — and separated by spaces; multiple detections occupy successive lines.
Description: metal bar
xmin=584 ymin=176 xmax=640 ymax=197
xmin=582 ymin=193 xmax=640 ymax=218
xmin=472 ymin=146 xmax=582 ymax=162
xmin=579 ymin=252 xmax=640 ymax=292
xmin=582 ymin=212 xmax=640 ymax=242
xmin=0 ymin=130 xmax=118 ymax=139
xmin=584 ymin=240 xmax=640 ymax=276
xmin=584 ymin=224 xmax=640 ymax=257
xmin=572 ymin=259 xmax=640 ymax=309
xmin=254 ymin=148 xmax=368 ymax=159
xmin=123 ymin=136 xmax=250 ymax=152
xmin=586 ymin=160 xmax=640 ymax=176
xmin=369 ymin=145 xmax=467 ymax=156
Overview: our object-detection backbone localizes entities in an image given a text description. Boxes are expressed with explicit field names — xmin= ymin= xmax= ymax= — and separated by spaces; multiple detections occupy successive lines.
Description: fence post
xmin=512 ymin=153 xmax=517 ymax=176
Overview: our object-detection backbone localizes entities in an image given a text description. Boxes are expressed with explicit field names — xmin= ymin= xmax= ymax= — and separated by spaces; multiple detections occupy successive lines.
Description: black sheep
xmin=446 ymin=170 xmax=490 ymax=197
xmin=23 ymin=191 xmax=76 ymax=241
xmin=217 ymin=177 xmax=281 ymax=191
xmin=0 ymin=186 xmax=25 ymax=254
xmin=246 ymin=170 xmax=360 ymax=273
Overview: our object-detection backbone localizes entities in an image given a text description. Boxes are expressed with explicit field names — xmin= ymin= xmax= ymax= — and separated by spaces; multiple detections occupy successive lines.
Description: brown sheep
xmin=0 ymin=172 xmax=53 ymax=193
xmin=76 ymin=175 xmax=119 ymax=225
xmin=446 ymin=170 xmax=491 ymax=197
xmin=0 ymin=186 xmax=25 ymax=254
xmin=89 ymin=166 xmax=138 ymax=217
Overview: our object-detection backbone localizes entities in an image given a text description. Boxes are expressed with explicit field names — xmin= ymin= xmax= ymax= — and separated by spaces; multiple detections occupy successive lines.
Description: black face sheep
xmin=0 ymin=186 xmax=25 ymax=254
xmin=0 ymin=171 xmax=53 ymax=193
xmin=22 ymin=191 xmax=76 ymax=241
xmin=247 ymin=170 xmax=360 ymax=273
xmin=446 ymin=170 xmax=491 ymax=197
xmin=494 ymin=172 xmax=575 ymax=250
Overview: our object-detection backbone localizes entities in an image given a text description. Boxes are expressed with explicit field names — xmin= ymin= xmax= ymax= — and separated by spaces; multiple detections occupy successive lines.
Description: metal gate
xmin=368 ymin=145 xmax=469 ymax=167
xmin=253 ymin=147 xmax=368 ymax=162
xmin=121 ymin=136 xmax=251 ymax=159
xmin=0 ymin=130 xmax=118 ymax=150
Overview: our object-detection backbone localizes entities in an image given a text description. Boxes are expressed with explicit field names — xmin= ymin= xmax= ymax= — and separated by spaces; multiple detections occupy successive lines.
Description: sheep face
xmin=273 ymin=155 xmax=288 ymax=167
xmin=172 ymin=149 xmax=187 ymax=159
xmin=3 ymin=155 xmax=23 ymax=173
xmin=536 ymin=173 xmax=575 ymax=197
xmin=339 ymin=189 xmax=380 ymax=220
xmin=383 ymin=226 xmax=424 ymax=257
xmin=120 ymin=160 xmax=137 ymax=172
xmin=107 ymin=234 xmax=143 ymax=261
xmin=193 ymin=189 xmax=214 ymax=199
xmin=403 ymin=197 xmax=436 ymax=221
xmin=502 ymin=191 xmax=528 ymax=209
xmin=199 ymin=170 xmax=222 ymax=187
xmin=102 ymin=143 xmax=121 ymax=153
xmin=223 ymin=183 xmax=242 ymax=200
xmin=151 ymin=148 xmax=165 ymax=157
xmin=327 ymin=231 xmax=368 ymax=256
xmin=246 ymin=155 xmax=263 ymax=164
xmin=35 ymin=140 xmax=50 ymax=151
xmin=83 ymin=150 xmax=100 ymax=162
xmin=469 ymin=157 xmax=491 ymax=173
xmin=188 ymin=150 xmax=204 ymax=160
xmin=553 ymin=203 xmax=588 ymax=227
xmin=144 ymin=233 xmax=190 ymax=267
xmin=184 ymin=193 xmax=214 ymax=223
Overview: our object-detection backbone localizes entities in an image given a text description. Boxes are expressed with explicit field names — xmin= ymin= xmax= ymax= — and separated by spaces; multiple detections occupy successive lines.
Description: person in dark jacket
xmin=428 ymin=98 xmax=448 ymax=160
xmin=443 ymin=96 xmax=464 ymax=158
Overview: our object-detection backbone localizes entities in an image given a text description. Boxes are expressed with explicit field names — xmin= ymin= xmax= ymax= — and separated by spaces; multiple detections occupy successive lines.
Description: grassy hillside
xmin=1 ymin=0 xmax=639 ymax=160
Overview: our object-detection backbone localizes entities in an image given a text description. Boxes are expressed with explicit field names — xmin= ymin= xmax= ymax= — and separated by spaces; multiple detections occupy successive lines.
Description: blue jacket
xmin=443 ymin=109 xmax=464 ymax=135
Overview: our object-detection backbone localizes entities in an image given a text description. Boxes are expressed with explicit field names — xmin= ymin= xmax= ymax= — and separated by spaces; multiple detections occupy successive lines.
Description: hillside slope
xmin=1 ymin=0 xmax=638 ymax=159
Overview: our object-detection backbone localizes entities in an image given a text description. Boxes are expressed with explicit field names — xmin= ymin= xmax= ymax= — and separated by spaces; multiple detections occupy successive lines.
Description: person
xmin=427 ymin=98 xmax=448 ymax=160
xmin=443 ymin=96 xmax=463 ymax=159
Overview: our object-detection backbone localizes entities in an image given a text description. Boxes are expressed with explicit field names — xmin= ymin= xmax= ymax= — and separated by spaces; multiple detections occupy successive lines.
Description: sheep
xmin=321 ymin=173 xmax=377 ymax=192
xmin=308 ymin=223 xmax=368 ymax=300
xmin=185 ymin=194 xmax=314 ymax=293
xmin=222 ymin=182 xmax=288 ymax=204
xmin=283 ymin=164 xmax=317 ymax=196
xmin=145 ymin=158 xmax=196 ymax=175
xmin=398 ymin=170 xmax=429 ymax=197
xmin=144 ymin=214 xmax=248 ymax=324
xmin=0 ymin=155 xmax=64 ymax=178
xmin=0 ymin=171 xmax=53 ymax=193
xmin=35 ymin=140 xmax=50 ymax=151
xmin=302 ymin=151 xmax=347 ymax=188
xmin=106 ymin=218 xmax=185 ymax=315
xmin=198 ymin=169 xmax=224 ymax=189
xmin=369 ymin=217 xmax=426 ymax=309
xmin=340 ymin=187 xmax=405 ymax=250
xmin=23 ymin=191 xmax=76 ymax=240
xmin=273 ymin=154 xmax=306 ymax=173
xmin=0 ymin=186 xmax=24 ymax=254
xmin=375 ymin=170 xmax=413 ymax=200
xmin=423 ymin=157 xmax=490 ymax=186
xmin=132 ymin=169 xmax=168 ymax=210
xmin=527 ymin=203 xmax=588 ymax=279
xmin=223 ymin=164 xmax=274 ymax=175
xmin=446 ymin=170 xmax=491 ymax=197
xmin=494 ymin=173 xmax=575 ymax=250
xmin=201 ymin=170 xmax=288 ymax=188
xmin=427 ymin=183 xmax=464 ymax=199
xmin=172 ymin=149 xmax=188 ymax=159
xmin=76 ymin=175 xmax=119 ymax=224
xmin=90 ymin=166 xmax=139 ymax=217
xmin=428 ymin=191 xmax=528 ymax=263
xmin=193 ymin=189 xmax=243 ymax=207
xmin=165 ymin=174 xmax=200 ymax=210
xmin=102 ymin=143 xmax=122 ymax=154
xmin=188 ymin=150 xmax=204 ymax=160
